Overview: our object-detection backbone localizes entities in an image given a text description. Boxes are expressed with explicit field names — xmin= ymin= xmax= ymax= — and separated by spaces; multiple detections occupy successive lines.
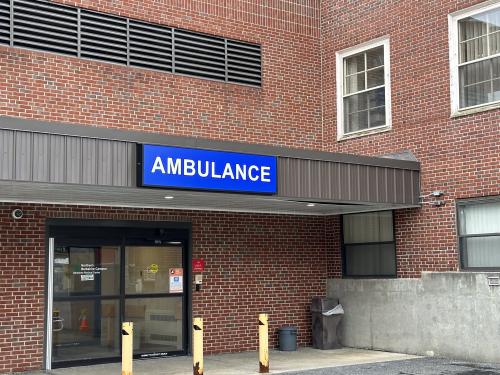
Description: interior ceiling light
xmin=164 ymin=196 xmax=174 ymax=200
xmin=307 ymin=203 xmax=316 ymax=207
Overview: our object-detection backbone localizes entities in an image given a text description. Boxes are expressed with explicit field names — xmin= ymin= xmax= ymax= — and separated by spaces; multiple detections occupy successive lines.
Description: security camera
xmin=11 ymin=209 xmax=23 ymax=220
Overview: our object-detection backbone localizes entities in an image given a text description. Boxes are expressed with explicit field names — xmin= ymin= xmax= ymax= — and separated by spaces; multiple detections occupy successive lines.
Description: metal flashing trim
xmin=379 ymin=150 xmax=419 ymax=162
xmin=0 ymin=116 xmax=421 ymax=170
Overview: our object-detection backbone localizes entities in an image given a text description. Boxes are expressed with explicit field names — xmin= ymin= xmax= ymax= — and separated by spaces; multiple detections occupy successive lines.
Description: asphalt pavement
xmin=285 ymin=357 xmax=500 ymax=375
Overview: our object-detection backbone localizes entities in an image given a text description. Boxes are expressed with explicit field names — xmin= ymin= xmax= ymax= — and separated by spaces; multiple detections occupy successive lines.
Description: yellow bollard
xmin=193 ymin=317 xmax=204 ymax=375
xmin=259 ymin=313 xmax=269 ymax=373
xmin=122 ymin=322 xmax=133 ymax=375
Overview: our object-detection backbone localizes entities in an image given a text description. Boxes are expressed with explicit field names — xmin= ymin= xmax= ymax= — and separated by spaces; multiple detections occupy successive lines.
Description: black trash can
xmin=311 ymin=297 xmax=343 ymax=350
xmin=278 ymin=326 xmax=297 ymax=351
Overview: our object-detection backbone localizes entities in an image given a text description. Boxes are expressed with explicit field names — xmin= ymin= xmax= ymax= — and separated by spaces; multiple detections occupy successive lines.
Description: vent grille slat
xmin=129 ymin=43 xmax=172 ymax=55
xmin=176 ymin=40 xmax=226 ymax=56
xmin=3 ymin=0 xmax=261 ymax=86
xmin=174 ymin=29 xmax=226 ymax=80
xmin=12 ymin=0 xmax=78 ymax=55
xmin=129 ymin=20 xmax=172 ymax=72
xmin=176 ymin=57 xmax=226 ymax=70
xmin=81 ymin=35 xmax=128 ymax=50
xmin=14 ymin=21 xmax=77 ymax=36
xmin=129 ymin=59 xmax=171 ymax=71
xmin=15 ymin=5 xmax=77 ymax=22
xmin=15 ymin=0 xmax=76 ymax=16
xmin=15 ymin=25 xmax=77 ymax=42
xmin=175 ymin=29 xmax=225 ymax=45
xmin=80 ymin=10 xmax=127 ymax=64
xmin=228 ymin=61 xmax=261 ymax=72
xmin=0 ymin=0 xmax=9 ymax=45
xmin=227 ymin=41 xmax=261 ymax=85
xmin=14 ymin=31 xmax=76 ymax=49
xmin=176 ymin=45 xmax=225 ymax=59
xmin=228 ymin=40 xmax=261 ymax=52
xmin=80 ymin=11 xmax=127 ymax=29
xmin=228 ymin=52 xmax=261 ymax=63
xmin=81 ymin=50 xmax=127 ymax=64
xmin=130 ymin=34 xmax=171 ymax=46
xmin=130 ymin=51 xmax=171 ymax=61
xmin=80 ymin=25 xmax=128 ymax=39
xmin=175 ymin=67 xmax=226 ymax=80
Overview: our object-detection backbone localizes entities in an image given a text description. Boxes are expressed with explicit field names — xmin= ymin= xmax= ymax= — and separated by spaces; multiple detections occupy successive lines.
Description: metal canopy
xmin=0 ymin=117 xmax=421 ymax=215
xmin=0 ymin=181 xmax=416 ymax=216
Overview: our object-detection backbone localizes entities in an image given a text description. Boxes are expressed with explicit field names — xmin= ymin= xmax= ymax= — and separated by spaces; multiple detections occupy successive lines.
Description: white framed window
xmin=336 ymin=37 xmax=392 ymax=140
xmin=449 ymin=1 xmax=500 ymax=114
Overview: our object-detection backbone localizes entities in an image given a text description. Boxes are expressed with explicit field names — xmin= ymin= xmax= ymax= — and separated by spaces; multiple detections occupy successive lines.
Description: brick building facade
xmin=321 ymin=0 xmax=499 ymax=278
xmin=0 ymin=0 xmax=498 ymax=372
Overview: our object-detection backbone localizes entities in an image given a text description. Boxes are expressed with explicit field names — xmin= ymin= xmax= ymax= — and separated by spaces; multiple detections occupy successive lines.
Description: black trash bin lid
xmin=279 ymin=325 xmax=297 ymax=333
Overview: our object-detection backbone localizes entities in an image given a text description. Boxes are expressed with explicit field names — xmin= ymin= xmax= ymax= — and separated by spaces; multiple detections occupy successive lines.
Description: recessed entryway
xmin=46 ymin=222 xmax=191 ymax=368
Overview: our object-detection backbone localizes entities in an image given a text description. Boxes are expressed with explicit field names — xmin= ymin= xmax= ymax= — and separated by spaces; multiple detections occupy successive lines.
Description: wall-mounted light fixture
xmin=419 ymin=191 xmax=446 ymax=207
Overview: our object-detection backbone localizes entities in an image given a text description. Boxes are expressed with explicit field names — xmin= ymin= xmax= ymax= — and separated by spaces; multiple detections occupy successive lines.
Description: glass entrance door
xmin=52 ymin=245 xmax=121 ymax=363
xmin=48 ymin=226 xmax=188 ymax=367
xmin=124 ymin=246 xmax=184 ymax=356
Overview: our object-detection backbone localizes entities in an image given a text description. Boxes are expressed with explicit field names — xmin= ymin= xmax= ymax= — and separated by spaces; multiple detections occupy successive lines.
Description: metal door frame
xmin=44 ymin=219 xmax=192 ymax=369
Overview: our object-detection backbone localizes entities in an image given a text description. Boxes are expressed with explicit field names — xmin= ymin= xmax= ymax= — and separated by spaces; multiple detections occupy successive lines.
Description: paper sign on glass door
xmin=169 ymin=268 xmax=183 ymax=293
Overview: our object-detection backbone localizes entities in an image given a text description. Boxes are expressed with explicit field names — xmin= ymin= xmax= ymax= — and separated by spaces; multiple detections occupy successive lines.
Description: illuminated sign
xmin=139 ymin=145 xmax=277 ymax=194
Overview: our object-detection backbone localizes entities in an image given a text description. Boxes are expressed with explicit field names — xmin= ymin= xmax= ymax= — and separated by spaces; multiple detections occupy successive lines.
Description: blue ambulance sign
xmin=139 ymin=144 xmax=277 ymax=194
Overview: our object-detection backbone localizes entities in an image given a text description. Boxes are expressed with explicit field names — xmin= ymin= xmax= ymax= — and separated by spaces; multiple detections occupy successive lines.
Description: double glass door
xmin=49 ymin=226 xmax=188 ymax=367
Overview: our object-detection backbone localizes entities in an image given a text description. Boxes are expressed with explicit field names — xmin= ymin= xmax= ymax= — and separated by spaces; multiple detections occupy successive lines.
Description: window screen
xmin=342 ymin=211 xmax=396 ymax=277
xmin=458 ymin=199 xmax=500 ymax=269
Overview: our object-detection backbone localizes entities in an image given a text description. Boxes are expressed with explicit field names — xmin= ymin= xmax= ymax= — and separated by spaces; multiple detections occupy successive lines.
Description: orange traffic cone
xmin=79 ymin=309 xmax=89 ymax=332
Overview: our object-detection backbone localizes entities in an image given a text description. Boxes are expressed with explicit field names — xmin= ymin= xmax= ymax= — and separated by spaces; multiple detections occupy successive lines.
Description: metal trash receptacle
xmin=278 ymin=326 xmax=297 ymax=351
xmin=311 ymin=297 xmax=343 ymax=350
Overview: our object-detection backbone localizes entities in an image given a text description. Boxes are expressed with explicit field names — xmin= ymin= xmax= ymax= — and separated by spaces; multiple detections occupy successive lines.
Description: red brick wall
xmin=1 ymin=0 xmax=499 ymax=370
xmin=325 ymin=216 xmax=342 ymax=278
xmin=0 ymin=202 xmax=331 ymax=373
xmin=0 ymin=0 xmax=323 ymax=149
xmin=321 ymin=0 xmax=500 ymax=277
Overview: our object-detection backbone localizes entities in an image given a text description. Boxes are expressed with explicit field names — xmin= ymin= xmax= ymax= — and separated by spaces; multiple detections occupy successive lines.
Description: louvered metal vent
xmin=0 ymin=0 xmax=9 ymax=45
xmin=2 ymin=0 xmax=261 ymax=86
xmin=13 ymin=0 xmax=78 ymax=55
xmin=227 ymin=40 xmax=261 ymax=85
xmin=80 ymin=10 xmax=127 ymax=64
xmin=174 ymin=29 xmax=226 ymax=80
xmin=129 ymin=20 xmax=172 ymax=72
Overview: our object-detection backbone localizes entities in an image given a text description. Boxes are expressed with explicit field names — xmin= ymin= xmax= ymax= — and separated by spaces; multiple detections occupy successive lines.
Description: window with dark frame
xmin=457 ymin=198 xmax=500 ymax=270
xmin=342 ymin=211 xmax=396 ymax=277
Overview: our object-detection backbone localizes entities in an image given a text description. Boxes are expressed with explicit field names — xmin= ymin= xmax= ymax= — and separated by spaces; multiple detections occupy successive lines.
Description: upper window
xmin=457 ymin=197 xmax=500 ymax=270
xmin=336 ymin=37 xmax=392 ymax=140
xmin=342 ymin=211 xmax=396 ymax=278
xmin=449 ymin=2 xmax=500 ymax=113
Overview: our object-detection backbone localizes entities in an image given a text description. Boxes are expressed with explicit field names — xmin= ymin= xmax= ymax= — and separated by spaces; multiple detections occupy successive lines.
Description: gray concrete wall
xmin=327 ymin=272 xmax=500 ymax=363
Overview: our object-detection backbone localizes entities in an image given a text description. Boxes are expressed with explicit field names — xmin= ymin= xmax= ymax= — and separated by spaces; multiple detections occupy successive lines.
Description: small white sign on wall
xmin=81 ymin=274 xmax=94 ymax=281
